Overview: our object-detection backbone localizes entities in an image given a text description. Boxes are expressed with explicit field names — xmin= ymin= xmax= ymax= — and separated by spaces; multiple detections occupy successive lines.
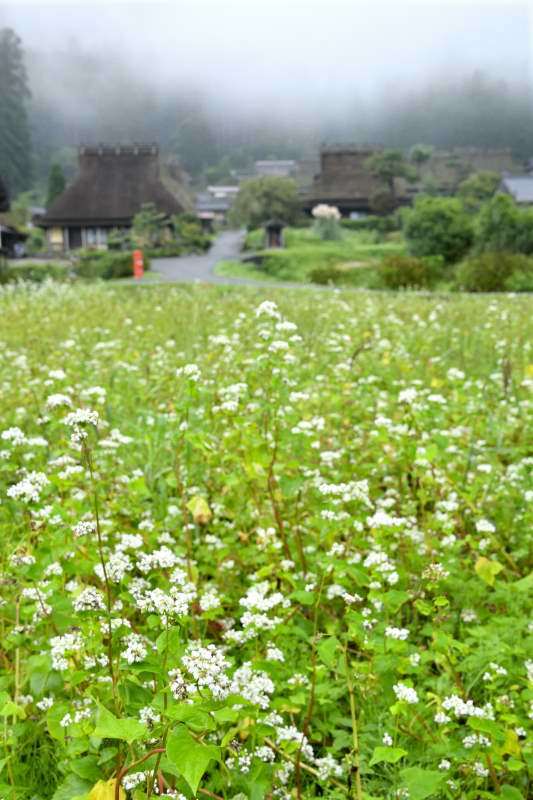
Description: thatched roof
xmin=300 ymin=146 xmax=409 ymax=210
xmin=41 ymin=145 xmax=185 ymax=226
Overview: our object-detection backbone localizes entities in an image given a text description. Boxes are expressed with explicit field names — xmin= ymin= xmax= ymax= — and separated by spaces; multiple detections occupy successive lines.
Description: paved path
xmin=152 ymin=229 xmax=255 ymax=284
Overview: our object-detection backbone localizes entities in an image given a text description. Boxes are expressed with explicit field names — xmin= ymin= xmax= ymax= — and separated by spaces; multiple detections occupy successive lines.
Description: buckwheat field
xmin=0 ymin=283 xmax=531 ymax=800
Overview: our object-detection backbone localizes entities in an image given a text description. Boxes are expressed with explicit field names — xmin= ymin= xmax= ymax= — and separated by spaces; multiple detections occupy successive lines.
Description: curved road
xmin=152 ymin=229 xmax=253 ymax=284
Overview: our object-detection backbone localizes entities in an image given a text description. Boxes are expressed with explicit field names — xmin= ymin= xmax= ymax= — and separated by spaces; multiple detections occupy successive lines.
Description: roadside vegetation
xmin=0 ymin=283 xmax=531 ymax=800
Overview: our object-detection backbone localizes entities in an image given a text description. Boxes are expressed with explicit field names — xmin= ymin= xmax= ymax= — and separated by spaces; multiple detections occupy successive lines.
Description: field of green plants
xmin=0 ymin=283 xmax=531 ymax=800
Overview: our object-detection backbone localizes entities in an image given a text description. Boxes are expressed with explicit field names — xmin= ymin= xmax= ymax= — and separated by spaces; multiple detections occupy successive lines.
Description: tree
xmin=132 ymin=203 xmax=168 ymax=247
xmin=365 ymin=149 xmax=416 ymax=205
xmin=403 ymin=195 xmax=473 ymax=263
xmin=457 ymin=171 xmax=501 ymax=212
xmin=0 ymin=175 xmax=9 ymax=212
xmin=46 ymin=163 xmax=66 ymax=208
xmin=0 ymin=28 xmax=32 ymax=194
xmin=409 ymin=144 xmax=434 ymax=177
xmin=475 ymin=193 xmax=533 ymax=255
xmin=229 ymin=177 xmax=300 ymax=229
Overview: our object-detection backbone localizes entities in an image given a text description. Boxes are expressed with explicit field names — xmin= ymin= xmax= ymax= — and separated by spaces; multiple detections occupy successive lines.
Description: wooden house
xmin=38 ymin=144 xmax=185 ymax=251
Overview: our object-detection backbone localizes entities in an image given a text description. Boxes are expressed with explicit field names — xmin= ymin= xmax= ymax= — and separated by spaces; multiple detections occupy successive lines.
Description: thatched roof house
xmin=300 ymin=146 xmax=411 ymax=216
xmin=39 ymin=144 xmax=185 ymax=250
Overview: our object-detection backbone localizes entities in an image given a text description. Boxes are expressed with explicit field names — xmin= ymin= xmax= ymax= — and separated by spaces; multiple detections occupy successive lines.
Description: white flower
xmin=7 ymin=471 xmax=49 ymax=503
xmin=475 ymin=519 xmax=496 ymax=534
xmin=393 ymin=683 xmax=419 ymax=704
xmin=385 ymin=626 xmax=409 ymax=641
xmin=73 ymin=587 xmax=106 ymax=612
xmin=382 ymin=732 xmax=393 ymax=746
xmin=73 ymin=520 xmax=96 ymax=538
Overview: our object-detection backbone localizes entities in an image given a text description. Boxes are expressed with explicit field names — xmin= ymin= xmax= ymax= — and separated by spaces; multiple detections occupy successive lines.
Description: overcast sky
xmin=1 ymin=0 xmax=531 ymax=118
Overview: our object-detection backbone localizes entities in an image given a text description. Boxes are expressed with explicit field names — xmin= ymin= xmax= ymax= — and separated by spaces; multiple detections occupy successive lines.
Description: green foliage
xmin=132 ymin=203 xmax=169 ymax=248
xmin=46 ymin=164 xmax=66 ymax=209
xmin=365 ymin=149 xmax=417 ymax=196
xmin=229 ymin=176 xmax=300 ymax=229
xmin=5 ymin=261 xmax=70 ymax=283
xmin=0 ymin=286 xmax=531 ymax=799
xmin=409 ymin=144 xmax=434 ymax=169
xmin=475 ymin=193 xmax=533 ymax=255
xmin=403 ymin=195 xmax=474 ymax=263
xmin=378 ymin=254 xmax=444 ymax=289
xmin=455 ymin=251 xmax=533 ymax=292
xmin=74 ymin=250 xmax=150 ymax=280
xmin=172 ymin=213 xmax=211 ymax=252
xmin=0 ymin=28 xmax=32 ymax=194
xmin=458 ymin=170 xmax=501 ymax=211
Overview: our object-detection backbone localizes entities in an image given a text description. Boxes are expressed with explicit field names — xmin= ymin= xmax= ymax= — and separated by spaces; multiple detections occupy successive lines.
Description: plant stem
xmin=344 ymin=644 xmax=363 ymax=800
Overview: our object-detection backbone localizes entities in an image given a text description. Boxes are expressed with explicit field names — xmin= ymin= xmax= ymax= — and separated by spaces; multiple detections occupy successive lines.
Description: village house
xmin=300 ymin=145 xmax=412 ymax=217
xmin=300 ymin=144 xmax=524 ymax=217
xmin=38 ymin=144 xmax=185 ymax=251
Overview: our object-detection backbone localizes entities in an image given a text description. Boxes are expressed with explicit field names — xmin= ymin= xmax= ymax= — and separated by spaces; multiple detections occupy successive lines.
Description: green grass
xmin=214 ymin=259 xmax=280 ymax=282
xmin=237 ymin=227 xmax=405 ymax=284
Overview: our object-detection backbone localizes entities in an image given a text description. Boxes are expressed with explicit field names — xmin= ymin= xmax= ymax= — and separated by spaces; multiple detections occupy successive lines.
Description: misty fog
xmin=1 ymin=0 xmax=532 ymax=182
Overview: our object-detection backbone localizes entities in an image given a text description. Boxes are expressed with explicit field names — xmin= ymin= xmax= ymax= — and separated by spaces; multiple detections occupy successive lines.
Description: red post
xmin=133 ymin=249 xmax=144 ymax=279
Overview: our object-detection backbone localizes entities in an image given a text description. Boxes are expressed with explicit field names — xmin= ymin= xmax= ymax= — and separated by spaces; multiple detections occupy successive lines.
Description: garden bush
xmin=74 ymin=251 xmax=151 ymax=280
xmin=455 ymin=251 xmax=533 ymax=292
xmin=6 ymin=261 xmax=71 ymax=283
xmin=379 ymin=254 xmax=445 ymax=289
xmin=403 ymin=195 xmax=474 ymax=263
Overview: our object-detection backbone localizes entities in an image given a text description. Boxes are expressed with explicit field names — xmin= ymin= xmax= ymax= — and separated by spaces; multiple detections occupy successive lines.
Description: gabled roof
xmin=500 ymin=175 xmax=533 ymax=204
xmin=40 ymin=145 xmax=184 ymax=226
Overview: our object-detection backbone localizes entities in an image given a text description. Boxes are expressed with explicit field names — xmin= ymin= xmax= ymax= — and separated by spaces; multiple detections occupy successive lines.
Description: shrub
xmin=403 ymin=195 xmax=473 ymax=263
xmin=229 ymin=176 xmax=300 ymax=229
xmin=455 ymin=251 xmax=533 ymax=292
xmin=6 ymin=261 xmax=71 ymax=283
xmin=146 ymin=244 xmax=183 ymax=258
xmin=475 ymin=193 xmax=533 ymax=255
xmin=309 ymin=266 xmax=343 ymax=285
xmin=379 ymin=254 xmax=444 ymax=289
xmin=74 ymin=251 xmax=151 ymax=280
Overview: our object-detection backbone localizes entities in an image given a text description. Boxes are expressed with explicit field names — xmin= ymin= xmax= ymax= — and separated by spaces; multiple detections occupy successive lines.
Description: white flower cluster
xmin=311 ymin=204 xmax=341 ymax=220
xmin=393 ymin=682 xmax=419 ymax=704
xmin=73 ymin=520 xmax=96 ymax=538
xmin=230 ymin=662 xmax=274 ymax=709
xmin=64 ymin=408 xmax=99 ymax=443
xmin=441 ymin=694 xmax=494 ymax=719
xmin=73 ymin=587 xmax=106 ymax=612
xmin=181 ymin=642 xmax=230 ymax=699
xmin=50 ymin=632 xmax=83 ymax=671
xmin=463 ymin=733 xmax=491 ymax=749
xmin=176 ymin=363 xmax=201 ymax=382
xmin=385 ymin=626 xmax=409 ymax=641
xmin=7 ymin=471 xmax=49 ymax=503
xmin=121 ymin=633 xmax=149 ymax=664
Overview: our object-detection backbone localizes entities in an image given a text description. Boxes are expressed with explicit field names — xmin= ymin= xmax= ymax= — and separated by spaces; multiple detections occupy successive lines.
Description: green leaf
xmin=500 ymin=784 xmax=524 ymax=799
xmin=505 ymin=758 xmax=525 ymax=772
xmin=51 ymin=773 xmax=92 ymax=800
xmin=93 ymin=705 xmax=146 ymax=743
xmin=71 ymin=755 xmax=101 ymax=782
xmin=317 ymin=636 xmax=339 ymax=668
xmin=414 ymin=599 xmax=432 ymax=616
xmin=186 ymin=495 xmax=212 ymax=525
xmin=0 ymin=700 xmax=26 ymax=719
xmin=369 ymin=746 xmax=408 ymax=766
xmin=400 ymin=767 xmax=444 ymax=800
xmin=514 ymin=572 xmax=533 ymax=592
xmin=291 ymin=590 xmax=315 ymax=605
xmin=167 ymin=704 xmax=215 ymax=731
xmin=166 ymin=724 xmax=220 ymax=795
xmin=475 ymin=556 xmax=503 ymax=586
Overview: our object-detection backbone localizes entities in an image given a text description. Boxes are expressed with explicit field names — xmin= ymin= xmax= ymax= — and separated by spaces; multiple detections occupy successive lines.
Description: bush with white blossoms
xmin=311 ymin=203 xmax=342 ymax=240
xmin=0 ymin=284 xmax=531 ymax=800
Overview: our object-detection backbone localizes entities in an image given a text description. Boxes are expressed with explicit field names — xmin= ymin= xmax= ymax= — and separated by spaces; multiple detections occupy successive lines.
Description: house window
xmin=86 ymin=228 xmax=108 ymax=247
